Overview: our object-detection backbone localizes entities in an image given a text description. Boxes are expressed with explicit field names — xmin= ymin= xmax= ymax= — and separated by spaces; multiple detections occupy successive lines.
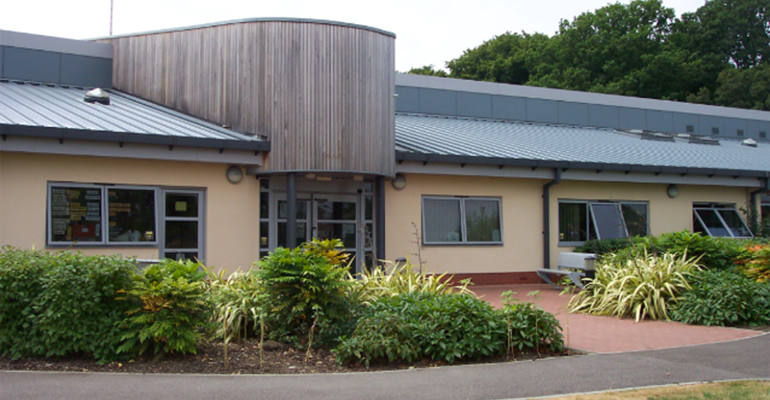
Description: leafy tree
xmin=714 ymin=63 xmax=770 ymax=110
xmin=446 ymin=32 xmax=550 ymax=84
xmin=405 ymin=65 xmax=448 ymax=77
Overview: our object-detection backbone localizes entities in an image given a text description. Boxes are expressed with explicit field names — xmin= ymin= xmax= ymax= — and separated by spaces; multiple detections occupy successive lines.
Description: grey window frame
xmin=421 ymin=196 xmax=503 ymax=245
xmin=47 ymin=182 xmax=160 ymax=247
xmin=160 ymin=189 xmax=206 ymax=262
xmin=693 ymin=204 xmax=753 ymax=239
xmin=558 ymin=199 xmax=649 ymax=246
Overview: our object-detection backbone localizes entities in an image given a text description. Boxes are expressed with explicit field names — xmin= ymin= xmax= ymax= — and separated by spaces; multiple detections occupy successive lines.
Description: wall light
xmin=667 ymin=184 xmax=678 ymax=198
xmin=226 ymin=165 xmax=243 ymax=184
xmin=305 ymin=173 xmax=317 ymax=180
xmin=392 ymin=173 xmax=407 ymax=190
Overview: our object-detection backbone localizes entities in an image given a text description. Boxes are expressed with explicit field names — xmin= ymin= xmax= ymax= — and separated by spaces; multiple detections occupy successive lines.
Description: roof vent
xmin=84 ymin=88 xmax=110 ymax=105
xmin=742 ymin=138 xmax=758 ymax=147
xmin=688 ymin=136 xmax=720 ymax=145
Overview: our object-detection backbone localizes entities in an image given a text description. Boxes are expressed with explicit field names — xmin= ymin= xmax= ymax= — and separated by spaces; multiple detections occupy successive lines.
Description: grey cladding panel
xmin=558 ymin=102 xmax=589 ymax=126
xmin=723 ymin=117 xmax=748 ymax=137
xmin=419 ymin=88 xmax=456 ymax=116
xmin=618 ymin=107 xmax=646 ymax=130
xmin=588 ymin=104 xmax=618 ymax=129
xmin=646 ymin=110 xmax=674 ymax=133
xmin=747 ymin=119 xmax=770 ymax=139
xmin=60 ymin=54 xmax=112 ymax=88
xmin=0 ymin=46 xmax=4 ymax=77
xmin=3 ymin=46 xmax=60 ymax=83
xmin=698 ymin=115 xmax=724 ymax=136
xmin=395 ymin=85 xmax=420 ymax=113
xmin=673 ymin=113 xmax=699 ymax=134
xmin=492 ymin=95 xmax=525 ymax=121
xmin=457 ymin=92 xmax=492 ymax=118
xmin=526 ymin=98 xmax=558 ymax=123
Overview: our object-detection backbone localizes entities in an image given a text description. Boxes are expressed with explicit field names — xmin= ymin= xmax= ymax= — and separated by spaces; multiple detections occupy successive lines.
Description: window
xmin=693 ymin=204 xmax=752 ymax=238
xmin=559 ymin=200 xmax=648 ymax=244
xmin=686 ymin=125 xmax=694 ymax=133
xmin=422 ymin=196 xmax=502 ymax=244
xmin=48 ymin=183 xmax=158 ymax=245
xmin=737 ymin=129 xmax=744 ymax=137
xmin=712 ymin=127 xmax=720 ymax=135
xmin=760 ymin=131 xmax=767 ymax=139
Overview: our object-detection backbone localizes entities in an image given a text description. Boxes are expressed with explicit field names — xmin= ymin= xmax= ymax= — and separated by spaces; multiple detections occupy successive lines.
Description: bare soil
xmin=0 ymin=340 xmax=573 ymax=375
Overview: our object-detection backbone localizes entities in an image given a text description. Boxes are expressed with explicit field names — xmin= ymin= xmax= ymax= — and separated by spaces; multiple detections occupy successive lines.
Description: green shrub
xmin=670 ymin=268 xmax=770 ymax=326
xmin=335 ymin=292 xmax=563 ymax=366
xmin=569 ymin=251 xmax=701 ymax=322
xmin=573 ymin=236 xmax=649 ymax=256
xmin=348 ymin=258 xmax=473 ymax=305
xmin=656 ymin=231 xmax=745 ymax=270
xmin=257 ymin=247 xmax=354 ymax=347
xmin=117 ymin=259 xmax=211 ymax=357
xmin=0 ymin=247 xmax=135 ymax=361
xmin=736 ymin=244 xmax=770 ymax=283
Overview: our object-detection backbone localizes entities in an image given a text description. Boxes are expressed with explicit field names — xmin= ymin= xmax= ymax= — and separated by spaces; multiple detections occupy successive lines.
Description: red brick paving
xmin=473 ymin=283 xmax=762 ymax=354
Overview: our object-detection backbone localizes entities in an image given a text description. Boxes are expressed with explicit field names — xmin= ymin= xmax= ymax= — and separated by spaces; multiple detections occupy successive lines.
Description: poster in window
xmin=50 ymin=187 xmax=102 ymax=242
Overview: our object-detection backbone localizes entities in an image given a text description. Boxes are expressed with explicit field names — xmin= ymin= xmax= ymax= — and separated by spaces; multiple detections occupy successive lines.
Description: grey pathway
xmin=2 ymin=333 xmax=768 ymax=400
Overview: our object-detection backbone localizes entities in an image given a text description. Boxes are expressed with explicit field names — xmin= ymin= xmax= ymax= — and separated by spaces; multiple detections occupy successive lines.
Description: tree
xmin=405 ymin=65 xmax=448 ymax=77
xmin=714 ymin=64 xmax=770 ymax=110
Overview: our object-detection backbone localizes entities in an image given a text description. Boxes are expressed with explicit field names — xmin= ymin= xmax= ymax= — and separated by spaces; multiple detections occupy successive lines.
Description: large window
xmin=422 ymin=196 xmax=502 ymax=245
xmin=559 ymin=200 xmax=648 ymax=245
xmin=48 ymin=183 xmax=158 ymax=245
xmin=693 ymin=203 xmax=752 ymax=238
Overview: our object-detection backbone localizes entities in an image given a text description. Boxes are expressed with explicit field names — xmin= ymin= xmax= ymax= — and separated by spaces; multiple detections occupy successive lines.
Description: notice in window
xmin=50 ymin=187 xmax=102 ymax=242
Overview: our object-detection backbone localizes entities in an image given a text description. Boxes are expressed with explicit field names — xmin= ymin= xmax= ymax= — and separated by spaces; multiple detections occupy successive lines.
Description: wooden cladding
xmin=102 ymin=21 xmax=395 ymax=176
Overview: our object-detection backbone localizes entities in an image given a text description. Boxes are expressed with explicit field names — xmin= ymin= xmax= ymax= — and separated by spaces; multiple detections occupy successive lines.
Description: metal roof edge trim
xmin=90 ymin=18 xmax=396 ymax=40
xmin=395 ymin=151 xmax=769 ymax=179
xmin=0 ymin=30 xmax=113 ymax=59
xmin=0 ymin=124 xmax=271 ymax=152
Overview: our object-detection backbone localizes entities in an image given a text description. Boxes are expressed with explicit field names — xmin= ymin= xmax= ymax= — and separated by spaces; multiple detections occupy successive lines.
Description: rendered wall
xmin=0 ymin=152 xmax=260 ymax=272
xmin=385 ymin=173 xmax=751 ymax=274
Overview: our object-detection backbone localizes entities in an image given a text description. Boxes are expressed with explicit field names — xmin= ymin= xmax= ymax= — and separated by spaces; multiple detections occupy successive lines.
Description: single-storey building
xmin=1 ymin=19 xmax=768 ymax=284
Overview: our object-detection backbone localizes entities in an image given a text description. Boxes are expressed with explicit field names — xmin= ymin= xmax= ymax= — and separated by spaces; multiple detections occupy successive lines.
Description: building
xmin=1 ymin=19 xmax=768 ymax=283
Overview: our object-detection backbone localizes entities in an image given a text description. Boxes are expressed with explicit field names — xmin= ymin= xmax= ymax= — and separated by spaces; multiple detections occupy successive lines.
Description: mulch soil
xmin=0 ymin=340 xmax=572 ymax=375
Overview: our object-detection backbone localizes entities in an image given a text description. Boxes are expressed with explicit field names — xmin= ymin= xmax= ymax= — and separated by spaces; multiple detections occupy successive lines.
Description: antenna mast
xmin=110 ymin=0 xmax=114 ymax=36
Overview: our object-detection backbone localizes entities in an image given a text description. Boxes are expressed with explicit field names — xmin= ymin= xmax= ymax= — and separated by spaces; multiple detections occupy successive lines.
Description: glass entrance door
xmin=162 ymin=190 xmax=204 ymax=261
xmin=313 ymin=194 xmax=359 ymax=251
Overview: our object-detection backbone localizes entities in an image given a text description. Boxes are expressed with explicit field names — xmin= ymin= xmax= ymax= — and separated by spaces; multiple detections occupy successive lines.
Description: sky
xmin=2 ymin=0 xmax=707 ymax=72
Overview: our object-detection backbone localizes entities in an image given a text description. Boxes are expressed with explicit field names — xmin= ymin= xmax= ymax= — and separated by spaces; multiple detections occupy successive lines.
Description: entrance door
xmin=162 ymin=190 xmax=204 ymax=262
xmin=313 ymin=194 xmax=359 ymax=253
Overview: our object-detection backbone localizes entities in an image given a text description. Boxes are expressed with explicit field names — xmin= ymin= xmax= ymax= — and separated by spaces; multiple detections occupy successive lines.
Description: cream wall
xmin=0 ymin=152 xmax=260 ymax=271
xmin=385 ymin=174 xmax=545 ymax=274
xmin=386 ymin=173 xmax=752 ymax=274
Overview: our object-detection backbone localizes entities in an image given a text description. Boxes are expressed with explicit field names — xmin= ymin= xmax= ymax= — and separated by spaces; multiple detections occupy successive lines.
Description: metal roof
xmin=395 ymin=113 xmax=770 ymax=178
xmin=0 ymin=80 xmax=269 ymax=151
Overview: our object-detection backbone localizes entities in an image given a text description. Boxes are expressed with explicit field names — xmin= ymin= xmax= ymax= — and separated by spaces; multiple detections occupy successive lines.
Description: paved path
xmin=474 ymin=284 xmax=763 ymax=353
xmin=2 ymin=333 xmax=768 ymax=400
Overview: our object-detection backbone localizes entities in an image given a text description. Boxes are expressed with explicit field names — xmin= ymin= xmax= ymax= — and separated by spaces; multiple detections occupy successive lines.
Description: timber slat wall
xmin=102 ymin=21 xmax=395 ymax=176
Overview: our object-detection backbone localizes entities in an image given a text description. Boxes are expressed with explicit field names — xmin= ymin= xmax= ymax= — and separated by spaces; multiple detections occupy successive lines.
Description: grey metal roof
xmin=395 ymin=113 xmax=770 ymax=178
xmin=0 ymin=80 xmax=269 ymax=151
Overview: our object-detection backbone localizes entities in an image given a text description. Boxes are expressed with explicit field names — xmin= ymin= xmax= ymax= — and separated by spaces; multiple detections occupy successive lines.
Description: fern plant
xmin=117 ymin=259 xmax=212 ymax=357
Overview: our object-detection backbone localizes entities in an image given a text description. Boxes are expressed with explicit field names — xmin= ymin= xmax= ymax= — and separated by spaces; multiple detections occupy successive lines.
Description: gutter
xmin=749 ymin=176 xmax=770 ymax=226
xmin=543 ymin=169 xmax=562 ymax=269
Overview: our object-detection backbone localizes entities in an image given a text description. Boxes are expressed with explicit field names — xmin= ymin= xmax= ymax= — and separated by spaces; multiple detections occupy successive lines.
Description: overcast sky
xmin=2 ymin=0 xmax=707 ymax=72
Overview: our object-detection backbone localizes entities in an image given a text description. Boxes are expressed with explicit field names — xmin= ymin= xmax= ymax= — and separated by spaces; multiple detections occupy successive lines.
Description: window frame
xmin=558 ymin=199 xmax=649 ymax=246
xmin=47 ymin=182 xmax=160 ymax=247
xmin=421 ymin=196 xmax=503 ymax=246
xmin=693 ymin=204 xmax=753 ymax=239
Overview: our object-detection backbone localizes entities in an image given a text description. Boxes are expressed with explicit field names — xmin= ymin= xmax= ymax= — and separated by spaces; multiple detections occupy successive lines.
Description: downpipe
xmin=543 ymin=168 xmax=562 ymax=270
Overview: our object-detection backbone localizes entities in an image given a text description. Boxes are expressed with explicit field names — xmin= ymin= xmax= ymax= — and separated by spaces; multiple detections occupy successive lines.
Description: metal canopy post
xmin=374 ymin=176 xmax=386 ymax=265
xmin=286 ymin=172 xmax=297 ymax=249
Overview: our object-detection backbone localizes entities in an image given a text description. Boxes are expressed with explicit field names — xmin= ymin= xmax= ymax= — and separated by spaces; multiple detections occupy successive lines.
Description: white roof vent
xmin=742 ymin=138 xmax=757 ymax=147
xmin=84 ymin=88 xmax=110 ymax=105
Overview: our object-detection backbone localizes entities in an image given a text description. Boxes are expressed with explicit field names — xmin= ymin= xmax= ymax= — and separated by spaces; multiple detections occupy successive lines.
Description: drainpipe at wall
xmin=749 ymin=176 xmax=770 ymax=227
xmin=543 ymin=168 xmax=562 ymax=269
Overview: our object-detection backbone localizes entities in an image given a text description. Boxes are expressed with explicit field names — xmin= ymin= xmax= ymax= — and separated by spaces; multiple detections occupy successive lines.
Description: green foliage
xmin=500 ymin=291 xmax=564 ymax=355
xmin=347 ymin=258 xmax=473 ymax=306
xmin=569 ymin=251 xmax=701 ymax=322
xmin=301 ymin=238 xmax=351 ymax=267
xmin=405 ymin=65 xmax=449 ymax=77
xmin=256 ymin=247 xmax=354 ymax=347
xmin=573 ymin=236 xmax=650 ymax=256
xmin=736 ymin=244 xmax=770 ymax=283
xmin=670 ymin=268 xmax=770 ymax=326
xmin=0 ymin=247 xmax=135 ymax=361
xmin=335 ymin=292 xmax=563 ymax=366
xmin=655 ymin=231 xmax=745 ymax=270
xmin=117 ymin=259 xmax=211 ymax=358
xmin=206 ymin=267 xmax=265 ymax=342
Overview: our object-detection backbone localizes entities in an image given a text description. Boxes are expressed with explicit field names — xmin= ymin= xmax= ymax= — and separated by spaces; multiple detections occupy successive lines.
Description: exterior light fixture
xmin=226 ymin=165 xmax=243 ymax=184
xmin=317 ymin=176 xmax=332 ymax=182
xmin=392 ymin=173 xmax=407 ymax=190
xmin=305 ymin=173 xmax=317 ymax=180
xmin=667 ymin=184 xmax=678 ymax=199
xmin=353 ymin=175 xmax=364 ymax=182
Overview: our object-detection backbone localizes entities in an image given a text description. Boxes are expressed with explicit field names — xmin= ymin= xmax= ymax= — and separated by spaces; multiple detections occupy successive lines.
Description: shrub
xmin=348 ymin=258 xmax=473 ymax=305
xmin=670 ymin=269 xmax=770 ymax=326
xmin=655 ymin=231 xmax=745 ymax=270
xmin=0 ymin=247 xmax=135 ymax=361
xmin=117 ymin=259 xmax=212 ymax=357
xmin=256 ymin=247 xmax=354 ymax=347
xmin=573 ymin=236 xmax=649 ymax=256
xmin=206 ymin=267 xmax=265 ymax=342
xmin=335 ymin=292 xmax=563 ymax=366
xmin=569 ymin=251 xmax=701 ymax=322
xmin=735 ymin=244 xmax=770 ymax=283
